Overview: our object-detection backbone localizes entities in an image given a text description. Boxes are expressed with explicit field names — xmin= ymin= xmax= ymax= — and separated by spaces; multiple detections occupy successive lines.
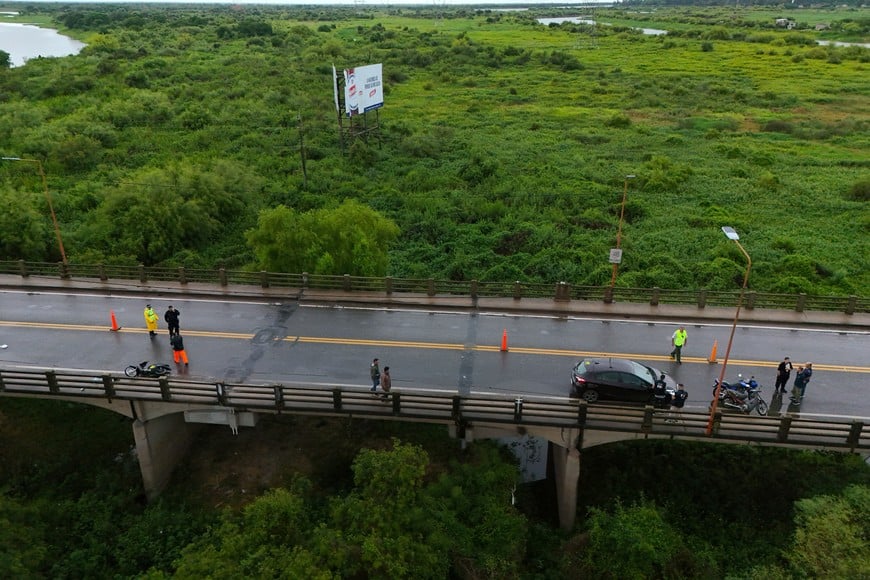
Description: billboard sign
xmin=344 ymin=63 xmax=384 ymax=117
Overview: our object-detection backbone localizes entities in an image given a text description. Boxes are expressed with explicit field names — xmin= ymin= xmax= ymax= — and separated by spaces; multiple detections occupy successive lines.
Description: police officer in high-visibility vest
xmin=670 ymin=326 xmax=687 ymax=364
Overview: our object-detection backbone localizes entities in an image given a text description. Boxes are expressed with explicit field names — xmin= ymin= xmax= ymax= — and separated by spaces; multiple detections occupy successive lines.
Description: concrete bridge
xmin=1 ymin=367 xmax=867 ymax=531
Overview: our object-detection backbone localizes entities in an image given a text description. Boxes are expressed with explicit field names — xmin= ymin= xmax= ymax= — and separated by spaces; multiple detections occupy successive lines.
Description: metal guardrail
xmin=0 ymin=260 xmax=866 ymax=314
xmin=1 ymin=368 xmax=867 ymax=452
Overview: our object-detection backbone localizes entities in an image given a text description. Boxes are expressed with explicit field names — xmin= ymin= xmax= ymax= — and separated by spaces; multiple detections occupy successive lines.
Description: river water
xmin=537 ymin=16 xmax=869 ymax=47
xmin=0 ymin=22 xmax=86 ymax=67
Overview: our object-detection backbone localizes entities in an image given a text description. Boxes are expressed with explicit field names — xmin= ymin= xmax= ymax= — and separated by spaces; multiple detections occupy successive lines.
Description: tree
xmin=0 ymin=184 xmax=51 ymax=260
xmin=246 ymin=199 xmax=399 ymax=276
xmin=582 ymin=500 xmax=684 ymax=579
xmin=78 ymin=161 xmax=257 ymax=265
xmin=785 ymin=484 xmax=870 ymax=577
xmin=0 ymin=50 xmax=10 ymax=69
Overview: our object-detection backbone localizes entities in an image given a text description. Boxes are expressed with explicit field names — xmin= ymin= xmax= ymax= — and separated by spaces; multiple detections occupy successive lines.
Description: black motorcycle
xmin=124 ymin=361 xmax=171 ymax=378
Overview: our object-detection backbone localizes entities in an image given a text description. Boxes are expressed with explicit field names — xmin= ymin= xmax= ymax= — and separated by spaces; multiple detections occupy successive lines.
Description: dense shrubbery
xmin=1 ymin=399 xmax=868 ymax=578
xmin=0 ymin=5 xmax=867 ymax=297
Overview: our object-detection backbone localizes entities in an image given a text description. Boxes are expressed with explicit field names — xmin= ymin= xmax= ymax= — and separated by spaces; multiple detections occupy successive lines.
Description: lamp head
xmin=722 ymin=226 xmax=740 ymax=241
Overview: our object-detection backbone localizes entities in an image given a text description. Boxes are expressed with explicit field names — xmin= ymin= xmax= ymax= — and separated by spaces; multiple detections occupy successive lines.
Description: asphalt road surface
xmin=1 ymin=289 xmax=868 ymax=420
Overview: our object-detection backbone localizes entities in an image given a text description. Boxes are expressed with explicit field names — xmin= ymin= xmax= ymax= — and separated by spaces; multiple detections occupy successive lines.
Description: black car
xmin=571 ymin=358 xmax=677 ymax=404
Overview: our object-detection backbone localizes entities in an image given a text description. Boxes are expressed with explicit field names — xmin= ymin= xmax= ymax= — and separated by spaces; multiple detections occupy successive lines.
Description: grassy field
xmin=0 ymin=5 xmax=867 ymax=296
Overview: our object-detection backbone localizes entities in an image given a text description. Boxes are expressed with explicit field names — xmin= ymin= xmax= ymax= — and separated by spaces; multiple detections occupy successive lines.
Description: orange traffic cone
xmin=110 ymin=310 xmax=122 ymax=331
xmin=500 ymin=328 xmax=508 ymax=352
xmin=707 ymin=339 xmax=718 ymax=363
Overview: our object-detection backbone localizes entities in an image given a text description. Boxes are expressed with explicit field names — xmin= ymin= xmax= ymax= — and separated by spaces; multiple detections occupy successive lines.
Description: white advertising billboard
xmin=344 ymin=63 xmax=384 ymax=117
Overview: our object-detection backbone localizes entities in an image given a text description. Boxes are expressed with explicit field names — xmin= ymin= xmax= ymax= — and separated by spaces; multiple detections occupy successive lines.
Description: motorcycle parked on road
xmin=124 ymin=361 xmax=171 ymax=378
xmin=713 ymin=376 xmax=768 ymax=416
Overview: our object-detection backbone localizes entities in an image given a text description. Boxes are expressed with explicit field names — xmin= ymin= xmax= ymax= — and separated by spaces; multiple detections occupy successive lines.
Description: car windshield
xmin=623 ymin=359 xmax=656 ymax=383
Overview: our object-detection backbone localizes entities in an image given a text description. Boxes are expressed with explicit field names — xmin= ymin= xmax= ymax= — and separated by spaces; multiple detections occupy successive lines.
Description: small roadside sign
xmin=609 ymin=248 xmax=623 ymax=264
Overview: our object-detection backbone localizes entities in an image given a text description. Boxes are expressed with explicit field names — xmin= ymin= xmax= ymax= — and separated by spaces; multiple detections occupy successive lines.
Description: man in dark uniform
xmin=774 ymin=356 xmax=793 ymax=394
xmin=164 ymin=305 xmax=181 ymax=336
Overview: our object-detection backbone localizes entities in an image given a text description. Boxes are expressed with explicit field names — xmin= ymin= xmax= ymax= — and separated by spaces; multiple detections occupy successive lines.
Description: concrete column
xmin=131 ymin=412 xmax=199 ymax=501
xmin=552 ymin=443 xmax=581 ymax=532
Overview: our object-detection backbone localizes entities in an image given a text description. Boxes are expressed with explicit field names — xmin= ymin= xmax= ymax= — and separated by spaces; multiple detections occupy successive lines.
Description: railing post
xmin=343 ymin=274 xmax=351 ymax=292
xmin=46 ymin=370 xmax=59 ymax=394
xmin=795 ymin=293 xmax=807 ymax=313
xmin=513 ymin=281 xmax=522 ymax=300
xmin=138 ymin=264 xmax=147 ymax=283
xmin=777 ymin=415 xmax=793 ymax=442
xmin=18 ymin=259 xmax=28 ymax=278
xmin=847 ymin=421 xmax=864 ymax=450
xmin=101 ymin=375 xmax=115 ymax=399
xmin=159 ymin=377 xmax=171 ymax=401
xmin=218 ymin=267 xmax=228 ymax=286
xmin=0 ymin=371 xmax=5 ymax=391
xmin=391 ymin=392 xmax=401 ymax=414
xmin=710 ymin=410 xmax=723 ymax=435
xmin=697 ymin=288 xmax=707 ymax=309
xmin=603 ymin=286 xmax=613 ymax=304
xmin=98 ymin=263 xmax=107 ymax=281
xmin=642 ymin=404 xmax=654 ymax=432
xmin=650 ymin=287 xmax=661 ymax=306
xmin=385 ymin=276 xmax=393 ymax=295
xmin=215 ymin=382 xmax=227 ymax=406
xmin=470 ymin=280 xmax=478 ymax=299
xmin=451 ymin=395 xmax=462 ymax=422
xmin=58 ymin=261 xmax=69 ymax=279
xmin=427 ymin=278 xmax=435 ymax=296
xmin=745 ymin=291 xmax=756 ymax=310
xmin=332 ymin=389 xmax=342 ymax=410
xmin=555 ymin=281 xmax=570 ymax=302
xmin=513 ymin=397 xmax=523 ymax=422
xmin=274 ymin=385 xmax=284 ymax=411
xmin=576 ymin=399 xmax=588 ymax=427
xmin=178 ymin=267 xmax=187 ymax=285
xmin=301 ymin=272 xmax=309 ymax=289
xmin=260 ymin=271 xmax=270 ymax=288
xmin=845 ymin=295 xmax=856 ymax=315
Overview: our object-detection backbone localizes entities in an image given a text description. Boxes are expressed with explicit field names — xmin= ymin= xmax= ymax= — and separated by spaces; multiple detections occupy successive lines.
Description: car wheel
xmin=581 ymin=389 xmax=600 ymax=403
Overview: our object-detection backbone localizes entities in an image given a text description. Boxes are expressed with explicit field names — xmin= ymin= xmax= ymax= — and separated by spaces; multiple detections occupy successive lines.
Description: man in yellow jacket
xmin=670 ymin=326 xmax=687 ymax=364
xmin=144 ymin=304 xmax=159 ymax=337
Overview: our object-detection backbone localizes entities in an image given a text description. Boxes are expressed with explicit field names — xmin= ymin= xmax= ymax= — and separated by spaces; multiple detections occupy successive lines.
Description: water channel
xmin=537 ymin=16 xmax=869 ymax=47
xmin=0 ymin=20 xmax=86 ymax=67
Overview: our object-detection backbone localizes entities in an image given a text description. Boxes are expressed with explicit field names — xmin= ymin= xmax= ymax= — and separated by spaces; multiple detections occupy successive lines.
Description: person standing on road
xmin=790 ymin=363 xmax=813 ymax=405
xmin=670 ymin=326 xmax=688 ymax=364
xmin=170 ymin=333 xmax=189 ymax=366
xmin=143 ymin=304 xmax=159 ymax=338
xmin=380 ymin=366 xmax=392 ymax=401
xmin=774 ymin=356 xmax=793 ymax=394
xmin=370 ymin=358 xmax=381 ymax=393
xmin=666 ymin=384 xmax=688 ymax=424
xmin=164 ymin=305 xmax=181 ymax=336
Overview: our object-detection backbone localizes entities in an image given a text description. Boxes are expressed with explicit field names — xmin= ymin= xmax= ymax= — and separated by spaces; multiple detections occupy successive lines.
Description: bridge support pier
xmin=552 ymin=443 xmax=580 ymax=532
xmin=131 ymin=411 xmax=199 ymax=501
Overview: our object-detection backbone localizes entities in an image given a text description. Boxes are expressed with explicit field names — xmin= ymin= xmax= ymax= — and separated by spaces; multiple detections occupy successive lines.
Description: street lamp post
xmin=2 ymin=156 xmax=67 ymax=264
xmin=706 ymin=226 xmax=752 ymax=436
xmin=609 ymin=174 xmax=635 ymax=289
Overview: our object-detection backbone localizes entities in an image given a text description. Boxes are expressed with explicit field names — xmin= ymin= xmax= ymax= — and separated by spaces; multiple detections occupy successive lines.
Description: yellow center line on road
xmin=2 ymin=321 xmax=868 ymax=374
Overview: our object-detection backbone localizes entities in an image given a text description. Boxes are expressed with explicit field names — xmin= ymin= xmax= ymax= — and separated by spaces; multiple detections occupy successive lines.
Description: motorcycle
xmin=713 ymin=376 xmax=768 ymax=416
xmin=124 ymin=361 xmax=172 ymax=378
xmin=713 ymin=374 xmax=758 ymax=400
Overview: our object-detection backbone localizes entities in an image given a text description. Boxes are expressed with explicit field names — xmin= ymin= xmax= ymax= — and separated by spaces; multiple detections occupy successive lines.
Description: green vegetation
xmin=1 ymin=398 xmax=869 ymax=578
xmin=0 ymin=5 xmax=867 ymax=295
